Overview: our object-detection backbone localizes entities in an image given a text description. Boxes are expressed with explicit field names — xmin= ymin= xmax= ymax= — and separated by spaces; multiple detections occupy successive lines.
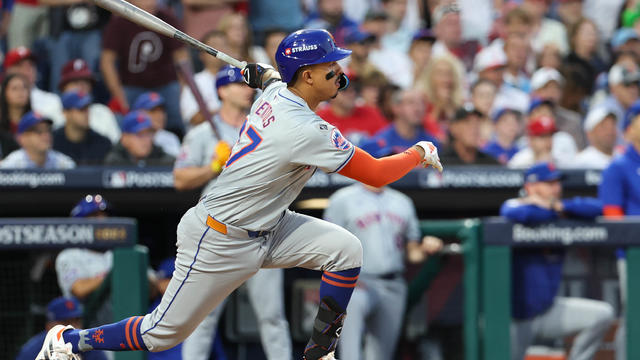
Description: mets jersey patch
xmin=331 ymin=128 xmax=352 ymax=151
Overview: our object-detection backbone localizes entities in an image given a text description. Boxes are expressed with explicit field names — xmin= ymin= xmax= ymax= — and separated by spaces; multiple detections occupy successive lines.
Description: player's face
xmin=310 ymin=61 xmax=345 ymax=100
xmin=529 ymin=179 xmax=562 ymax=200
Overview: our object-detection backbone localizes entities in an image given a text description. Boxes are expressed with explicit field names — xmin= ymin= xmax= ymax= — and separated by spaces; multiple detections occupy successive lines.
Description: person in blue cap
xmin=56 ymin=195 xmax=113 ymax=307
xmin=15 ymin=297 xmax=107 ymax=360
xmin=53 ymin=90 xmax=112 ymax=165
xmin=104 ymin=110 xmax=175 ymax=167
xmin=132 ymin=92 xmax=181 ymax=157
xmin=0 ymin=111 xmax=76 ymax=169
xmin=501 ymin=162 xmax=615 ymax=360
xmin=599 ymin=98 xmax=640 ymax=360
xmin=482 ymin=107 xmax=522 ymax=164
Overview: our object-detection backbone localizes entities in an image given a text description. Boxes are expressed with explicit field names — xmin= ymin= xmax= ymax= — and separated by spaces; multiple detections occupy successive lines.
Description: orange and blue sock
xmin=319 ymin=267 xmax=360 ymax=310
xmin=63 ymin=316 xmax=148 ymax=353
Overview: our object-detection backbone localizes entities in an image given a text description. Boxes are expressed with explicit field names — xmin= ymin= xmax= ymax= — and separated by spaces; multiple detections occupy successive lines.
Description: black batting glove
xmin=241 ymin=63 xmax=275 ymax=89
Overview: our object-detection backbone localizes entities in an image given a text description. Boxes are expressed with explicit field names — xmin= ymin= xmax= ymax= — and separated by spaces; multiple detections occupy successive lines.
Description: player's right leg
xmin=264 ymin=211 xmax=364 ymax=360
xmin=38 ymin=202 xmax=262 ymax=359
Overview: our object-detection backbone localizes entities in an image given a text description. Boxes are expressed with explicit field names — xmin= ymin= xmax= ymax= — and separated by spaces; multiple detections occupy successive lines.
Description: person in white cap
xmin=530 ymin=67 xmax=585 ymax=149
xmin=594 ymin=64 xmax=640 ymax=131
xmin=571 ymin=106 xmax=619 ymax=169
xmin=474 ymin=45 xmax=530 ymax=115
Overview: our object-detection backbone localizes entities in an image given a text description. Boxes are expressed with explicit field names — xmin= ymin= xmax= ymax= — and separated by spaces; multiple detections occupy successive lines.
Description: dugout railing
xmin=480 ymin=217 xmax=640 ymax=360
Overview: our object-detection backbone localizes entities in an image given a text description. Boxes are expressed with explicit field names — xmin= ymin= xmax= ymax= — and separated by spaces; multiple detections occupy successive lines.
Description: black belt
xmin=247 ymin=230 xmax=269 ymax=238
xmin=377 ymin=272 xmax=403 ymax=280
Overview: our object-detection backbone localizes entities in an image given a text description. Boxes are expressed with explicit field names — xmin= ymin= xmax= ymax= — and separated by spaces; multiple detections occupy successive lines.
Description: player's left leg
xmin=263 ymin=210 xmax=363 ymax=360
xmin=246 ymin=268 xmax=293 ymax=360
xmin=537 ymin=296 xmax=615 ymax=360
xmin=38 ymin=203 xmax=262 ymax=359
xmin=363 ymin=277 xmax=407 ymax=360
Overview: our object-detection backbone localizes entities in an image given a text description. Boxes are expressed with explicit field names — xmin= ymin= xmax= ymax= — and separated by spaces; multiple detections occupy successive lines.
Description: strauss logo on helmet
xmin=285 ymin=44 xmax=319 ymax=55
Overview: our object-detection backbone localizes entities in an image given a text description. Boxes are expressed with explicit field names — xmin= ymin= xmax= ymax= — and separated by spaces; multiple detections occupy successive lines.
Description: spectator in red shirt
xmin=100 ymin=0 xmax=189 ymax=136
xmin=316 ymin=78 xmax=388 ymax=146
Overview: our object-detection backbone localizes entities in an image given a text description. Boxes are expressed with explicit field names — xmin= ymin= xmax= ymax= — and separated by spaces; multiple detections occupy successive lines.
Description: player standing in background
xmin=501 ymin=162 xmax=615 ymax=360
xmin=173 ymin=65 xmax=293 ymax=360
xmin=598 ymin=100 xmax=640 ymax=360
xmin=37 ymin=29 xmax=442 ymax=360
xmin=324 ymin=180 xmax=443 ymax=360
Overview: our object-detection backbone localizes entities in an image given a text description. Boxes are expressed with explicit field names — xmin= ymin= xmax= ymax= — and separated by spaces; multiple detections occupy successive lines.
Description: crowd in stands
xmin=0 ymin=0 xmax=638 ymax=173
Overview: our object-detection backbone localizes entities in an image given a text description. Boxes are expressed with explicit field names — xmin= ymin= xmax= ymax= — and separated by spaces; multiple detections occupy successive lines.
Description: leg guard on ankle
xmin=303 ymin=297 xmax=346 ymax=360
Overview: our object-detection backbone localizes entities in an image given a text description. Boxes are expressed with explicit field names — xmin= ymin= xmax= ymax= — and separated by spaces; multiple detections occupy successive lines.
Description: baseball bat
xmin=174 ymin=60 xmax=221 ymax=140
xmin=91 ymin=0 xmax=247 ymax=70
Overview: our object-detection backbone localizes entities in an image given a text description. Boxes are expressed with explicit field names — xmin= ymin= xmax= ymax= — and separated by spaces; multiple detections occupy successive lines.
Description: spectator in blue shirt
xmin=501 ymin=162 xmax=614 ymax=360
xmin=483 ymin=108 xmax=522 ymax=164
xmin=360 ymin=88 xmax=438 ymax=157
xmin=0 ymin=111 xmax=75 ymax=169
xmin=15 ymin=297 xmax=107 ymax=360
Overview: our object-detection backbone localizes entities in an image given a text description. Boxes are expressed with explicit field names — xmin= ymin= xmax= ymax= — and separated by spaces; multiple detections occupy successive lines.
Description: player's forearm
xmin=338 ymin=147 xmax=422 ymax=187
xmin=173 ymin=166 xmax=215 ymax=191
xmin=70 ymin=276 xmax=106 ymax=300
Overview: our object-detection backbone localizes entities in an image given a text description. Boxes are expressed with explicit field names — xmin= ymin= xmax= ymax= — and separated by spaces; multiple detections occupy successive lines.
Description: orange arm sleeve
xmin=603 ymin=205 xmax=625 ymax=218
xmin=338 ymin=147 xmax=422 ymax=187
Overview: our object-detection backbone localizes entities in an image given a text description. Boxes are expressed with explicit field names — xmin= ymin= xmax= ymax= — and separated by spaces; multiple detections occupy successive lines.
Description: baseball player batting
xmin=37 ymin=29 xmax=443 ymax=360
xmin=173 ymin=65 xmax=292 ymax=360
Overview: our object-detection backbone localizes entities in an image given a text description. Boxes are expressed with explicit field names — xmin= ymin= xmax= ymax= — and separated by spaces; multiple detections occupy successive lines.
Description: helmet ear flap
xmin=338 ymin=73 xmax=349 ymax=90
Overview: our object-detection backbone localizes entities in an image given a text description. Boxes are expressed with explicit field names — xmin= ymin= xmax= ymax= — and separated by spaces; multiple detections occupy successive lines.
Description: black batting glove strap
xmin=303 ymin=297 xmax=346 ymax=360
xmin=241 ymin=63 xmax=274 ymax=89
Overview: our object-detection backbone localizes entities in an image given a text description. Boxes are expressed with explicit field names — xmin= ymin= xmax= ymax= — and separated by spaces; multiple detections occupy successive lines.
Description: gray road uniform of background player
xmin=139 ymin=80 xmax=363 ymax=352
xmin=325 ymin=183 xmax=421 ymax=360
xmin=173 ymin=113 xmax=292 ymax=360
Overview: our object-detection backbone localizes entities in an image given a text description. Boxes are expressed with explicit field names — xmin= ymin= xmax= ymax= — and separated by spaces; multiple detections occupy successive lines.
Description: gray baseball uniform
xmin=136 ymin=81 xmax=362 ymax=353
xmin=174 ymin=114 xmax=292 ymax=360
xmin=325 ymin=183 xmax=420 ymax=360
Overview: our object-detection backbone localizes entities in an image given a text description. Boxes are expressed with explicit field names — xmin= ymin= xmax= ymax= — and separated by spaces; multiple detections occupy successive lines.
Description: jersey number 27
xmin=226 ymin=122 xmax=263 ymax=167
